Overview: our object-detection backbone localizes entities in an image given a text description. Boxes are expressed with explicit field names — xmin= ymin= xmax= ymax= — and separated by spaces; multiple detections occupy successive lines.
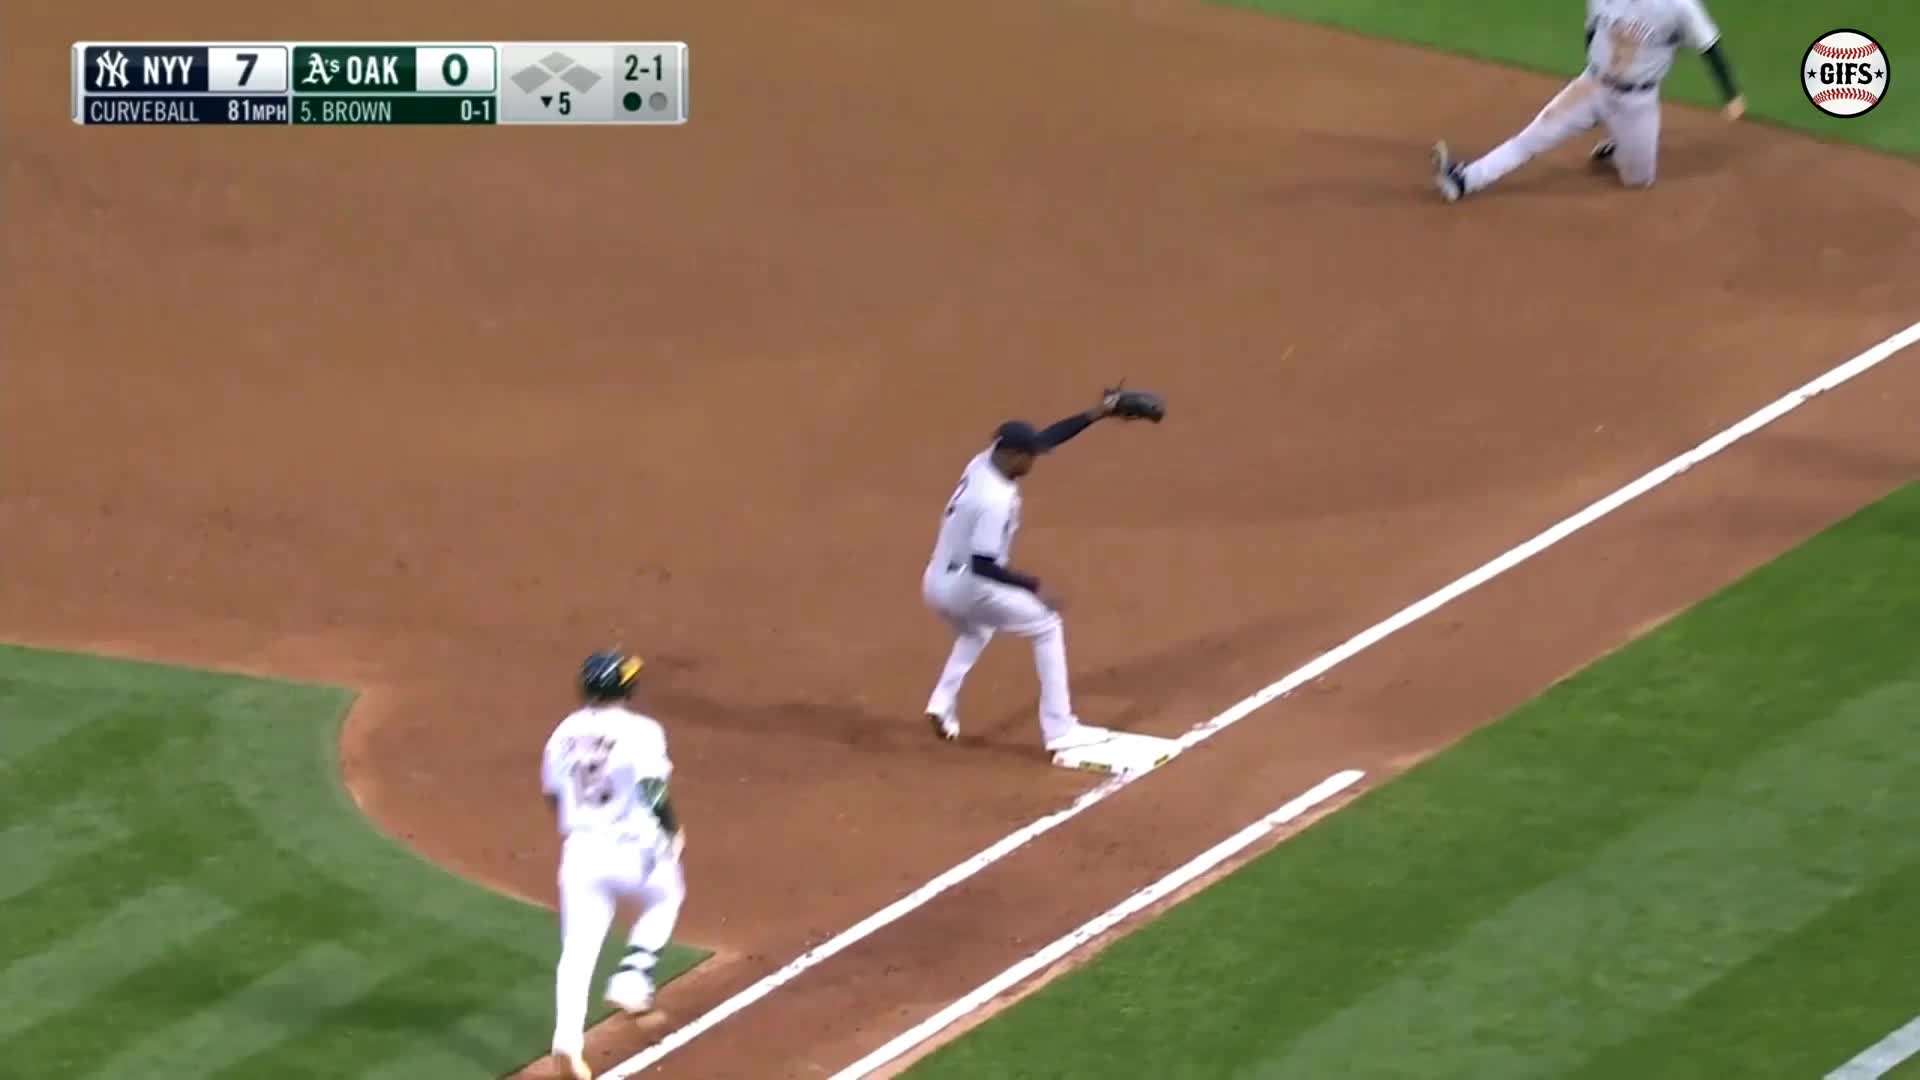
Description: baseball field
xmin=911 ymin=486 xmax=1920 ymax=1078
xmin=3 ymin=0 xmax=1916 ymax=1078
xmin=0 ymin=647 xmax=705 ymax=1075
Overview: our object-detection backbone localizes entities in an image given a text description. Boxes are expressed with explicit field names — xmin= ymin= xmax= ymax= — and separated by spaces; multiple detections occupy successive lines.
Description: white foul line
xmin=601 ymin=319 xmax=1920 ymax=1079
xmin=1828 ymin=1015 xmax=1920 ymax=1080
xmin=829 ymin=769 xmax=1367 ymax=1078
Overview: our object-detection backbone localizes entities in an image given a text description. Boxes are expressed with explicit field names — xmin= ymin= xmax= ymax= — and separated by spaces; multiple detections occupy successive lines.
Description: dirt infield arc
xmin=5 ymin=0 xmax=1919 ymax=1077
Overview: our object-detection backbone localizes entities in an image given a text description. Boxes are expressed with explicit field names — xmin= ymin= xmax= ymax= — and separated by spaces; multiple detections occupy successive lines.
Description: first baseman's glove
xmin=1103 ymin=384 xmax=1166 ymax=423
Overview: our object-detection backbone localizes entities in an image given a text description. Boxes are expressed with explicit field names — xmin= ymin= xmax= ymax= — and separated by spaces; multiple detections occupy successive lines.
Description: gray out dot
xmin=649 ymin=92 xmax=669 ymax=110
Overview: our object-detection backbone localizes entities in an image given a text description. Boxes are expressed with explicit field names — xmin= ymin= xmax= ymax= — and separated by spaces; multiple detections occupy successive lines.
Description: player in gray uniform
xmin=921 ymin=386 xmax=1163 ymax=754
xmin=1434 ymin=0 xmax=1744 ymax=201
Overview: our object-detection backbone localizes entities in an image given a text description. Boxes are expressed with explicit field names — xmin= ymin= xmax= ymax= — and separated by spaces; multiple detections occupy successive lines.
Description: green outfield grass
xmin=0 ymin=646 xmax=705 ymax=1078
xmin=909 ymin=483 xmax=1920 ymax=1078
xmin=1223 ymin=0 xmax=1919 ymax=155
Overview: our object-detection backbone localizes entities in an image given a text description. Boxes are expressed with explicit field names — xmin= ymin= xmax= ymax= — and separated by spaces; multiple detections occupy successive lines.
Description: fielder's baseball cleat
xmin=1432 ymin=142 xmax=1465 ymax=202
xmin=927 ymin=711 xmax=959 ymax=741
xmin=1589 ymin=140 xmax=1617 ymax=163
xmin=553 ymin=1050 xmax=593 ymax=1080
xmin=1044 ymin=724 xmax=1115 ymax=753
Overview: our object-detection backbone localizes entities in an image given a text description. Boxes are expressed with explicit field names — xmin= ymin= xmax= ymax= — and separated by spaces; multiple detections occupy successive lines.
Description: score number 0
xmin=435 ymin=53 xmax=494 ymax=121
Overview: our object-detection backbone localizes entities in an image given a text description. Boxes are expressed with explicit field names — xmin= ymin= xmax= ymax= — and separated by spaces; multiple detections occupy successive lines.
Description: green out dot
xmin=622 ymin=91 xmax=643 ymax=112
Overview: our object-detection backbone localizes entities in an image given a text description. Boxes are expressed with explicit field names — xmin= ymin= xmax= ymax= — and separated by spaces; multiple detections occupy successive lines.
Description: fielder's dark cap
xmin=992 ymin=420 xmax=1045 ymax=454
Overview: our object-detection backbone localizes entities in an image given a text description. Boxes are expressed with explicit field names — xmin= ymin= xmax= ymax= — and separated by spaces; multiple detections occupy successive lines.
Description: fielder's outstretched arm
xmin=1032 ymin=406 xmax=1108 ymax=451
xmin=970 ymin=394 xmax=1146 ymax=594
xmin=971 ymin=406 xmax=1109 ymax=593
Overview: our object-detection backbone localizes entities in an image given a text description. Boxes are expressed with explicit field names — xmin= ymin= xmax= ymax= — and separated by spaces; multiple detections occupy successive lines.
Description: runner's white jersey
xmin=541 ymin=705 xmax=673 ymax=840
xmin=1586 ymin=0 xmax=1719 ymax=86
xmin=928 ymin=449 xmax=1022 ymax=573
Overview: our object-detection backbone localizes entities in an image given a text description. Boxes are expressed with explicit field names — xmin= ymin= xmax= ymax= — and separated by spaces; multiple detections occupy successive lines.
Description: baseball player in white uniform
xmin=1433 ymin=0 xmax=1744 ymax=201
xmin=922 ymin=386 xmax=1163 ymax=753
xmin=543 ymin=651 xmax=687 ymax=1080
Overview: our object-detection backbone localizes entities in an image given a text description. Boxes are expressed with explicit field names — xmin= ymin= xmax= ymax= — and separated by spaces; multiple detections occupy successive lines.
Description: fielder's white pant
xmin=922 ymin=562 xmax=1079 ymax=743
xmin=551 ymin=830 xmax=685 ymax=1057
xmin=1461 ymin=72 xmax=1661 ymax=194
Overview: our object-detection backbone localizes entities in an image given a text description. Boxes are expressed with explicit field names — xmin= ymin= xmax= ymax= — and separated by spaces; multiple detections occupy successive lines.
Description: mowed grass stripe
xmin=9 ymin=883 xmax=384 ymax=1060
xmin=216 ymin=927 xmax=712 ymax=1079
xmin=1264 ymin=679 xmax=1920 ymax=1079
xmin=3 ymin=820 xmax=553 ymax=1074
xmin=0 ymin=676 xmax=121 ymax=760
xmin=0 ymin=884 xmax=233 ymax=1050
xmin=206 ymin=944 xmax=573 ymax=1079
xmin=0 ymin=709 xmax=293 ymax=961
xmin=1 ymin=812 xmax=229 ymax=960
xmin=0 ymin=700 xmax=181 ymax=821
xmin=1569 ymin=855 xmax=1920 ymax=1080
xmin=83 ymin=941 xmax=388 ymax=1080
xmin=1 ymin=890 xmax=340 ymax=1066
xmin=0 ymin=795 xmax=131 ymax=905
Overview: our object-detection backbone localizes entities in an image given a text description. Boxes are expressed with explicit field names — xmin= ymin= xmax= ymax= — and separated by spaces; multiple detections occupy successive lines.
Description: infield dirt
xmin=5 ymin=0 xmax=1918 ymax=1077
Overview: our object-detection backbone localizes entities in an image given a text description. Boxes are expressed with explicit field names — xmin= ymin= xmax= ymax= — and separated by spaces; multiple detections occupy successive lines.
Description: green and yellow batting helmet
xmin=579 ymin=650 xmax=644 ymax=698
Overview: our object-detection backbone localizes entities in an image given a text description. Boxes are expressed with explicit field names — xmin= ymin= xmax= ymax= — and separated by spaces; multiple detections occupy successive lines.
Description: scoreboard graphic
xmin=71 ymin=42 xmax=689 ymax=126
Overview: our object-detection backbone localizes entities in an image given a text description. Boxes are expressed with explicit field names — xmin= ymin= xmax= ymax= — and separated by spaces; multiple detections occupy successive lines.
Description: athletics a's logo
xmin=1805 ymin=30 xmax=1889 ymax=118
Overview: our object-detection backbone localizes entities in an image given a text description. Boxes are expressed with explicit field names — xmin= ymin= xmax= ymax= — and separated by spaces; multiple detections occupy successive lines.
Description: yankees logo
xmin=93 ymin=49 xmax=130 ymax=89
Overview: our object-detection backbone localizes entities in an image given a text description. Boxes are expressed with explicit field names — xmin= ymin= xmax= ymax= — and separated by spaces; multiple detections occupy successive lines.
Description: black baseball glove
xmin=1103 ymin=384 xmax=1166 ymax=423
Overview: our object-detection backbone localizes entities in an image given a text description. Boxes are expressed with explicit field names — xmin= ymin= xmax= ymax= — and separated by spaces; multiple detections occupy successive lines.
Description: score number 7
xmin=625 ymin=53 xmax=663 ymax=81
xmin=236 ymin=52 xmax=258 ymax=86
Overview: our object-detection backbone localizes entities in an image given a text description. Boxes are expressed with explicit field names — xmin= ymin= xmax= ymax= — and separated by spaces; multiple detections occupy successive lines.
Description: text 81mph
xmin=229 ymin=99 xmax=289 ymax=123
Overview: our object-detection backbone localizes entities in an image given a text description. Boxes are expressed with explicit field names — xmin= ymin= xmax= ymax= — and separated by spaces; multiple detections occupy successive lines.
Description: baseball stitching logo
xmin=1804 ymin=30 xmax=1889 ymax=118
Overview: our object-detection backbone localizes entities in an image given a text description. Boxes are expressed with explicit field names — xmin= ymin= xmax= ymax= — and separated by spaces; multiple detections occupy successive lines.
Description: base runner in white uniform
xmin=1433 ymin=0 xmax=1744 ymax=202
xmin=922 ymin=388 xmax=1161 ymax=754
xmin=543 ymin=651 xmax=687 ymax=1080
